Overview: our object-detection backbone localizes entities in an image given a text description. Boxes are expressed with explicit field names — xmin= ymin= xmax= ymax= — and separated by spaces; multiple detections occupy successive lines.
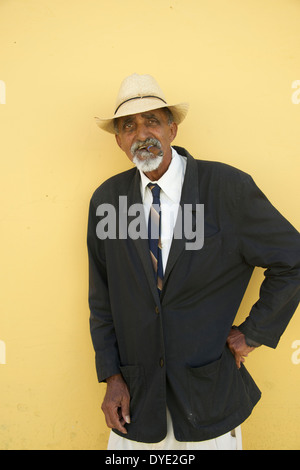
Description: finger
xmin=113 ymin=416 xmax=128 ymax=434
xmin=233 ymin=352 xmax=243 ymax=369
xmin=117 ymin=408 xmax=129 ymax=431
xmin=105 ymin=406 xmax=128 ymax=434
xmin=237 ymin=356 xmax=247 ymax=369
xmin=227 ymin=342 xmax=239 ymax=364
xmin=121 ymin=398 xmax=131 ymax=425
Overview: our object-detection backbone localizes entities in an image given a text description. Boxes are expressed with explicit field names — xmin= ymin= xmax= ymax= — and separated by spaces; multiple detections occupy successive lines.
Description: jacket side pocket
xmin=187 ymin=346 xmax=245 ymax=427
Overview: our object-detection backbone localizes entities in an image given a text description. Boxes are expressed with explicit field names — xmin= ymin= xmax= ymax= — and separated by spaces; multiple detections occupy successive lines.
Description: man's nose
xmin=135 ymin=122 xmax=151 ymax=141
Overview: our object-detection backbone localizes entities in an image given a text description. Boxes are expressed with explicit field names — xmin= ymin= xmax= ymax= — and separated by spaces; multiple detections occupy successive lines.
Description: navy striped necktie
xmin=148 ymin=183 xmax=163 ymax=295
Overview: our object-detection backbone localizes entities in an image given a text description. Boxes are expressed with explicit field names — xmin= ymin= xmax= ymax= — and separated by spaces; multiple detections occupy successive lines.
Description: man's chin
xmin=133 ymin=155 xmax=163 ymax=172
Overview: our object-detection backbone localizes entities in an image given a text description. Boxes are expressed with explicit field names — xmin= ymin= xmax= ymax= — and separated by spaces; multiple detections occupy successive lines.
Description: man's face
xmin=115 ymin=109 xmax=177 ymax=178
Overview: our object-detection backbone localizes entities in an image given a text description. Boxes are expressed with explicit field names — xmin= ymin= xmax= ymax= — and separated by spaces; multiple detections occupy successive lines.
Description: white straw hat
xmin=95 ymin=73 xmax=189 ymax=134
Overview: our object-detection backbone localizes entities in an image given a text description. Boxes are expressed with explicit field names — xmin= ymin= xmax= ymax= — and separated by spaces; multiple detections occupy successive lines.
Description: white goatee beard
xmin=131 ymin=138 xmax=164 ymax=173
xmin=133 ymin=154 xmax=163 ymax=173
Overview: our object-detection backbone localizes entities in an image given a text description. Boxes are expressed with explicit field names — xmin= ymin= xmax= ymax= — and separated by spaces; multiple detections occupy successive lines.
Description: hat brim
xmin=95 ymin=99 xmax=189 ymax=134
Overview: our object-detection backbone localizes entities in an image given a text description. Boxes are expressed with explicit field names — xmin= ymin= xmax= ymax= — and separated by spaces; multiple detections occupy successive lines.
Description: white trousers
xmin=107 ymin=408 xmax=242 ymax=450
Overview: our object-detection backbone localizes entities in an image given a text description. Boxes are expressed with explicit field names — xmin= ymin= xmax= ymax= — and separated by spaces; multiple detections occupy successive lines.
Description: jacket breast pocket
xmin=187 ymin=346 xmax=245 ymax=427
xmin=119 ymin=364 xmax=146 ymax=424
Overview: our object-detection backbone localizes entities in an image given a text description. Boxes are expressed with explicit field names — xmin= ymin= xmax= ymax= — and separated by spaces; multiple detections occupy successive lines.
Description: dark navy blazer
xmin=87 ymin=147 xmax=300 ymax=443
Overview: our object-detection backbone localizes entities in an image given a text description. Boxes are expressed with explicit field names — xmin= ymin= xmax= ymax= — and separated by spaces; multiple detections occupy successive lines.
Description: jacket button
xmin=159 ymin=358 xmax=164 ymax=368
xmin=155 ymin=306 xmax=160 ymax=314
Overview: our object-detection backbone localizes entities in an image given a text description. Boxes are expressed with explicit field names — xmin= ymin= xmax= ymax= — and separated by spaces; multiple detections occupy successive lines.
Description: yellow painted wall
xmin=0 ymin=0 xmax=299 ymax=450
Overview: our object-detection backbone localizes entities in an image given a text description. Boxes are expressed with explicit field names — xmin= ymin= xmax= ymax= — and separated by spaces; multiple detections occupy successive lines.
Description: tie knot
xmin=148 ymin=183 xmax=161 ymax=199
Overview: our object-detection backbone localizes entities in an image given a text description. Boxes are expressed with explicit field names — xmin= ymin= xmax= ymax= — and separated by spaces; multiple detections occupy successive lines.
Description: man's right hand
xmin=101 ymin=373 xmax=131 ymax=434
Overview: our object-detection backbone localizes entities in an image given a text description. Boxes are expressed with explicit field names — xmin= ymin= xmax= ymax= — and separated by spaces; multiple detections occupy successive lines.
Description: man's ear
xmin=115 ymin=133 xmax=123 ymax=150
xmin=169 ymin=122 xmax=178 ymax=144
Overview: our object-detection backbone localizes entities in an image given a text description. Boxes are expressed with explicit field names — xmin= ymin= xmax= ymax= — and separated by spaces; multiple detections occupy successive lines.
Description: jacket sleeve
xmin=87 ymin=196 xmax=120 ymax=382
xmin=236 ymin=173 xmax=300 ymax=348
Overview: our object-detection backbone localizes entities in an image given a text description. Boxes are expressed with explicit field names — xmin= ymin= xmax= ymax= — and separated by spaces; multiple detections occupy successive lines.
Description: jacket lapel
xmin=126 ymin=169 xmax=161 ymax=305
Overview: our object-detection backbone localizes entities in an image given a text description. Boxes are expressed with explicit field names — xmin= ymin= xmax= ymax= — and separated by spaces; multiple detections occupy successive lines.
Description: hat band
xmin=114 ymin=95 xmax=167 ymax=115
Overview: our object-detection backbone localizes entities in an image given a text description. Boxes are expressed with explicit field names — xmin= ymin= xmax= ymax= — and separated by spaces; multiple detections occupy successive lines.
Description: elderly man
xmin=87 ymin=73 xmax=300 ymax=450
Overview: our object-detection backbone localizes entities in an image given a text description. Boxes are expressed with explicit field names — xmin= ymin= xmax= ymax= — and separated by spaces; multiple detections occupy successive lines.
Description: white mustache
xmin=131 ymin=138 xmax=162 ymax=156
